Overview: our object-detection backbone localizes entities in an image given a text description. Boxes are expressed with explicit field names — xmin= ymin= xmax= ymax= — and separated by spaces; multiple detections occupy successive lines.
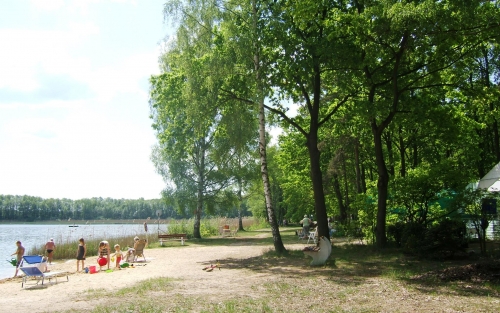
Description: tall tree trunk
xmin=332 ymin=172 xmax=346 ymax=222
xmin=258 ymin=100 xmax=286 ymax=253
xmin=193 ymin=145 xmax=205 ymax=239
xmin=398 ymin=126 xmax=406 ymax=177
xmin=305 ymin=57 xmax=330 ymax=240
xmin=354 ymin=138 xmax=363 ymax=193
xmin=386 ymin=132 xmax=395 ymax=177
xmin=493 ymin=119 xmax=500 ymax=162
xmin=483 ymin=48 xmax=500 ymax=162
xmin=412 ymin=136 xmax=418 ymax=168
xmin=361 ymin=164 xmax=367 ymax=193
xmin=307 ymin=132 xmax=330 ymax=240
xmin=372 ymin=123 xmax=389 ymax=249
xmin=342 ymin=155 xmax=349 ymax=216
xmin=253 ymin=0 xmax=286 ymax=254
xmin=237 ymin=177 xmax=244 ymax=231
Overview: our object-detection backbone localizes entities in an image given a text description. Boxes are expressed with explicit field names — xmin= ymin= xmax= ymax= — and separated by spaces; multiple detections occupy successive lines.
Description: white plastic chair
xmin=307 ymin=228 xmax=318 ymax=244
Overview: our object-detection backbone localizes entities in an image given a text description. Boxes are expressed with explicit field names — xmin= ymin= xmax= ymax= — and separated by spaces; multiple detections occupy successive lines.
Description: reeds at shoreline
xmin=27 ymin=234 xmax=145 ymax=259
xmin=26 ymin=217 xmax=264 ymax=260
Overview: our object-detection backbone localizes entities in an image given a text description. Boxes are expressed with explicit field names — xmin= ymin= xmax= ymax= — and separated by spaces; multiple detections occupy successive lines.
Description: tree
xmin=342 ymin=0 xmax=500 ymax=248
xmin=252 ymin=0 xmax=357 ymax=240
xmin=153 ymin=0 xmax=260 ymax=238
xmin=212 ymin=0 xmax=288 ymax=253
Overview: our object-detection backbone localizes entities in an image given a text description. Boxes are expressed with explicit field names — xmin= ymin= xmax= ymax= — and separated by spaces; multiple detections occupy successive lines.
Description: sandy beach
xmin=0 ymin=240 xmax=280 ymax=313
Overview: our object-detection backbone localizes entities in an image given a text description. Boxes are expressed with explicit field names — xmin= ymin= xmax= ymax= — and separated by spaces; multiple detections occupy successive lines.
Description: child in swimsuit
xmin=113 ymin=244 xmax=123 ymax=269
xmin=98 ymin=240 xmax=110 ymax=270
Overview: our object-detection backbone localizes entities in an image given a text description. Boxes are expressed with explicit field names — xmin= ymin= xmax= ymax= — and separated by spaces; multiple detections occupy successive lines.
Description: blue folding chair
xmin=20 ymin=255 xmax=68 ymax=288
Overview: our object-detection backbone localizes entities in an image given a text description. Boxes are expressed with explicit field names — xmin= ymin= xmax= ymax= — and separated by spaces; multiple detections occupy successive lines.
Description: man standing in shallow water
xmin=11 ymin=241 xmax=25 ymax=277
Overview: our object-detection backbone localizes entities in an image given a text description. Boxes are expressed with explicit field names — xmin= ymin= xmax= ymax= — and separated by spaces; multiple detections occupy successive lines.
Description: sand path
xmin=0 ymin=241 xmax=290 ymax=312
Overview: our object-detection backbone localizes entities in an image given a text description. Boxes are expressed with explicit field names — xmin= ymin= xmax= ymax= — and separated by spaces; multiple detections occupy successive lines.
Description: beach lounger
xmin=20 ymin=266 xmax=69 ymax=288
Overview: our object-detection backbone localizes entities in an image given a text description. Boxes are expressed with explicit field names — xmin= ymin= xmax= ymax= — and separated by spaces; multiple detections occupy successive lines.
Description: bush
xmin=387 ymin=222 xmax=405 ymax=247
xmin=400 ymin=219 xmax=467 ymax=259
xmin=422 ymin=219 xmax=468 ymax=259
xmin=401 ymin=222 xmax=427 ymax=254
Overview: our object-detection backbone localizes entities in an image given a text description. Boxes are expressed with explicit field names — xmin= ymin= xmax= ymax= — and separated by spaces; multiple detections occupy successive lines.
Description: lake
xmin=0 ymin=222 xmax=167 ymax=279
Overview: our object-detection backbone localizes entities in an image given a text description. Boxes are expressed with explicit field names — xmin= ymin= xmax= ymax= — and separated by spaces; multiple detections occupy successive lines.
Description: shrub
xmin=400 ymin=219 xmax=467 ymax=259
xmin=422 ymin=219 xmax=468 ymax=259
xmin=387 ymin=222 xmax=405 ymax=247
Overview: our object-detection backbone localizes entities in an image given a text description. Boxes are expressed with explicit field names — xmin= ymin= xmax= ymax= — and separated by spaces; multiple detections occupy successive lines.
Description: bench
xmin=302 ymin=236 xmax=332 ymax=266
xmin=158 ymin=233 xmax=188 ymax=246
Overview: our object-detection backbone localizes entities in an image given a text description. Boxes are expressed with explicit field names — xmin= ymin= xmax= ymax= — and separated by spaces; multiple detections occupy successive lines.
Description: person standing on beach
xmin=76 ymin=238 xmax=86 ymax=272
xmin=11 ymin=241 xmax=25 ymax=277
xmin=45 ymin=238 xmax=56 ymax=264
xmin=98 ymin=240 xmax=111 ymax=270
xmin=112 ymin=244 xmax=123 ymax=270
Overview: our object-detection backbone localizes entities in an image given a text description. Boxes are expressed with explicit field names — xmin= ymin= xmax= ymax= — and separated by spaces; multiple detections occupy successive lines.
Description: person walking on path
xmin=76 ymin=238 xmax=86 ymax=272
xmin=45 ymin=238 xmax=56 ymax=264
xmin=11 ymin=241 xmax=25 ymax=277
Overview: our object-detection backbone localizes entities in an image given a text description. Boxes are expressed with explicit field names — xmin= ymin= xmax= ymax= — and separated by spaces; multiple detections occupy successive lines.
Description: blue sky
xmin=0 ymin=0 xmax=172 ymax=200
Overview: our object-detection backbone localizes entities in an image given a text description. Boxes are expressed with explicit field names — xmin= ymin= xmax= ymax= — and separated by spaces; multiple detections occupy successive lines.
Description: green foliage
xmin=165 ymin=219 xmax=192 ymax=236
xmin=387 ymin=222 xmax=405 ymax=247
xmin=151 ymin=0 xmax=500 ymax=248
xmin=390 ymin=163 xmax=469 ymax=225
xmin=350 ymin=193 xmax=377 ymax=244
xmin=401 ymin=222 xmax=427 ymax=254
xmin=400 ymin=219 xmax=468 ymax=259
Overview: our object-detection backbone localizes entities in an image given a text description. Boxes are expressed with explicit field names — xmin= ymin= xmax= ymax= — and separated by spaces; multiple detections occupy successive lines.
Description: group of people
xmin=299 ymin=215 xmax=336 ymax=238
xmin=10 ymin=238 xmax=55 ymax=277
xmin=79 ymin=237 xmax=143 ymax=272
xmin=11 ymin=236 xmax=144 ymax=277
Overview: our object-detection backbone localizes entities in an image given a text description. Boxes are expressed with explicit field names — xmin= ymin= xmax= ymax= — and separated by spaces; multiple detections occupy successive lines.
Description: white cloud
xmin=83 ymin=51 xmax=160 ymax=102
xmin=0 ymin=101 xmax=163 ymax=199
xmin=0 ymin=24 xmax=98 ymax=92
xmin=0 ymin=0 xmax=168 ymax=200
xmin=30 ymin=0 xmax=65 ymax=11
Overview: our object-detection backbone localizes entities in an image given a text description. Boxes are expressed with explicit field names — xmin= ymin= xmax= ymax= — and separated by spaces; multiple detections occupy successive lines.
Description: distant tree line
xmin=0 ymin=194 xmax=250 ymax=222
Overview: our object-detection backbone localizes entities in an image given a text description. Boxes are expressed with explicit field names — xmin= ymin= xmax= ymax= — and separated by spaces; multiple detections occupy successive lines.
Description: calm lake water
xmin=0 ymin=223 xmax=167 ymax=279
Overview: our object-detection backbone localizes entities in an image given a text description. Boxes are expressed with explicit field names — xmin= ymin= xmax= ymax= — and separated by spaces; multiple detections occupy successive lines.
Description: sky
xmin=0 ymin=0 xmax=173 ymax=200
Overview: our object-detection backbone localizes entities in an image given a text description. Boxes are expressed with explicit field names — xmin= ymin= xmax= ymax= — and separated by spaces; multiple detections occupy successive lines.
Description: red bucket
xmin=89 ymin=265 xmax=97 ymax=274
